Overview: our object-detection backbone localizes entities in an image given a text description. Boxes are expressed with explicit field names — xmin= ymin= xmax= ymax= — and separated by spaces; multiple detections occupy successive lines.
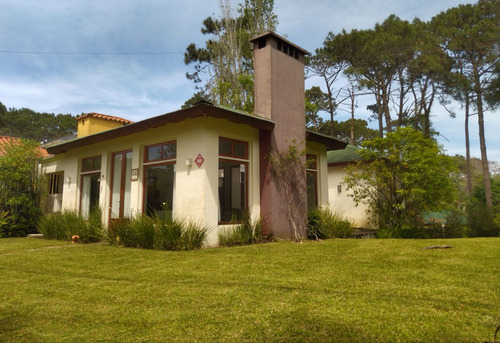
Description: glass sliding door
xmin=80 ymin=155 xmax=102 ymax=218
xmin=218 ymin=137 xmax=249 ymax=223
xmin=144 ymin=164 xmax=175 ymax=221
xmin=143 ymin=141 xmax=176 ymax=221
xmin=110 ymin=150 xmax=132 ymax=221
xmin=81 ymin=173 xmax=100 ymax=218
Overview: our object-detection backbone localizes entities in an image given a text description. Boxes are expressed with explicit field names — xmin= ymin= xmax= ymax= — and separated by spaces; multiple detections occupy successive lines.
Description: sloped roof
xmin=306 ymin=130 xmax=347 ymax=151
xmin=250 ymin=31 xmax=310 ymax=55
xmin=76 ymin=112 xmax=134 ymax=125
xmin=327 ymin=144 xmax=361 ymax=166
xmin=0 ymin=136 xmax=50 ymax=157
xmin=46 ymin=102 xmax=276 ymax=154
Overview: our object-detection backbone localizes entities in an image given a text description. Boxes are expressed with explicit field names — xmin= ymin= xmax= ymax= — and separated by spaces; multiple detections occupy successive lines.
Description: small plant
xmin=307 ymin=207 xmax=354 ymax=240
xmin=37 ymin=209 xmax=104 ymax=243
xmin=218 ymin=214 xmax=263 ymax=246
xmin=0 ymin=210 xmax=11 ymax=238
xmin=108 ymin=214 xmax=210 ymax=251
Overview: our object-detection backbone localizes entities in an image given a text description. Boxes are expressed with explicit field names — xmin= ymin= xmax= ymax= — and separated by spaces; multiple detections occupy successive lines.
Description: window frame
xmin=218 ymin=137 xmax=249 ymax=160
xmin=144 ymin=140 xmax=177 ymax=164
xmin=48 ymin=172 xmax=64 ymax=195
xmin=81 ymin=155 xmax=102 ymax=173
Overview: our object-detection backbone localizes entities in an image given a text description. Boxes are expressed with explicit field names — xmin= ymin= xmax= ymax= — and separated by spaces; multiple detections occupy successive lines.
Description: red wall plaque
xmin=195 ymin=153 xmax=204 ymax=168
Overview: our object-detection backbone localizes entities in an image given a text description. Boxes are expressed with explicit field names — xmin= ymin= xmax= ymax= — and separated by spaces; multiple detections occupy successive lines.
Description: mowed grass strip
xmin=0 ymin=238 xmax=499 ymax=342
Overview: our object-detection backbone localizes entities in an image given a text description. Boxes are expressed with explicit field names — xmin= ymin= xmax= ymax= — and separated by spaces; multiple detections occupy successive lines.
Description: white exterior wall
xmin=328 ymin=165 xmax=374 ymax=229
xmin=42 ymin=116 xmax=261 ymax=246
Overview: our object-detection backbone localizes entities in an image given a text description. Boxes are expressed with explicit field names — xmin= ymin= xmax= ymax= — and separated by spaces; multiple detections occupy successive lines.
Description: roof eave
xmin=46 ymin=103 xmax=275 ymax=154
xmin=306 ymin=130 xmax=347 ymax=151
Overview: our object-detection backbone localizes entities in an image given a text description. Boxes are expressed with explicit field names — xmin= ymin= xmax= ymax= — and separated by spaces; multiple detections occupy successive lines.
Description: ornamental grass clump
xmin=108 ymin=214 xmax=210 ymax=251
xmin=218 ymin=214 xmax=264 ymax=246
xmin=37 ymin=209 xmax=104 ymax=243
xmin=307 ymin=207 xmax=354 ymax=240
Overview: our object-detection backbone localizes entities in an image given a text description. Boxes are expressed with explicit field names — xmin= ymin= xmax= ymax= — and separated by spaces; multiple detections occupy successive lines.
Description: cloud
xmin=1 ymin=0 xmax=498 ymax=163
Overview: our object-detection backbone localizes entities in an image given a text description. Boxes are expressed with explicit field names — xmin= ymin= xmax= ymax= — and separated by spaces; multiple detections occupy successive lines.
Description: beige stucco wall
xmin=42 ymin=116 xmax=261 ymax=246
xmin=328 ymin=165 xmax=374 ymax=229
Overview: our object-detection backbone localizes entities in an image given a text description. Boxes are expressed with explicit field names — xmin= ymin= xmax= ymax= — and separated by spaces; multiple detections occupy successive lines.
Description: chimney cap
xmin=250 ymin=31 xmax=310 ymax=56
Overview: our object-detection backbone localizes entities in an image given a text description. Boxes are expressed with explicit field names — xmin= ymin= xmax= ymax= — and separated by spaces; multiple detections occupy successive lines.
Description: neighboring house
xmin=328 ymin=144 xmax=374 ymax=229
xmin=42 ymin=32 xmax=347 ymax=245
xmin=0 ymin=135 xmax=49 ymax=157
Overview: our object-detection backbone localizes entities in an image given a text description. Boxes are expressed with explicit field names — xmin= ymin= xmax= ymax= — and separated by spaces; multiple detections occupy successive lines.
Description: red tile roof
xmin=76 ymin=112 xmax=134 ymax=125
xmin=0 ymin=136 xmax=50 ymax=157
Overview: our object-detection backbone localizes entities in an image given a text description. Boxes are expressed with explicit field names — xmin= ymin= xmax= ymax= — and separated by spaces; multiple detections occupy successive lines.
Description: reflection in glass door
xmin=110 ymin=150 xmax=132 ymax=221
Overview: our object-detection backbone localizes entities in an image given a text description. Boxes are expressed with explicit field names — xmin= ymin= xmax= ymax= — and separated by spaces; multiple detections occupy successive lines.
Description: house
xmin=0 ymin=135 xmax=50 ymax=157
xmin=42 ymin=32 xmax=347 ymax=245
xmin=328 ymin=144 xmax=374 ymax=230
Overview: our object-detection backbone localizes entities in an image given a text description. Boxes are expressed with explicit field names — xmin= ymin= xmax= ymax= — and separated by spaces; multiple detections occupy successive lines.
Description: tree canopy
xmin=344 ymin=127 xmax=456 ymax=237
xmin=184 ymin=0 xmax=278 ymax=112
xmin=0 ymin=102 xmax=77 ymax=143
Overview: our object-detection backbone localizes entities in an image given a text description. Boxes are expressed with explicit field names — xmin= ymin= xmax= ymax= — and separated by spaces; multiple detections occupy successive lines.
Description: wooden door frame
xmin=109 ymin=150 xmax=132 ymax=223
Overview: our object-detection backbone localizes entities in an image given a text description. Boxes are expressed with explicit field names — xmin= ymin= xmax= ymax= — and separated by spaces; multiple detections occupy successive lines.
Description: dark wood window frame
xmin=219 ymin=137 xmax=249 ymax=160
xmin=81 ymin=155 xmax=102 ymax=172
xmin=144 ymin=141 xmax=177 ymax=163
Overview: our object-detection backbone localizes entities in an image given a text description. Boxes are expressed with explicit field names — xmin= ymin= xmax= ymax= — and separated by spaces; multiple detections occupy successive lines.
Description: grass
xmin=0 ymin=237 xmax=499 ymax=342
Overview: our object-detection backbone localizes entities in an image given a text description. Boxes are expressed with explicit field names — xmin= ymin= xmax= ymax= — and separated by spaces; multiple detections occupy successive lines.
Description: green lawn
xmin=0 ymin=237 xmax=499 ymax=342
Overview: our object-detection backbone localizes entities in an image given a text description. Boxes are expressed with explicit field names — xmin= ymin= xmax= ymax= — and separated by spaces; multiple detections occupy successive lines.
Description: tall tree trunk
xmin=474 ymin=67 xmax=493 ymax=209
xmin=377 ymin=93 xmax=384 ymax=138
xmin=465 ymin=94 xmax=472 ymax=197
xmin=382 ymin=87 xmax=392 ymax=133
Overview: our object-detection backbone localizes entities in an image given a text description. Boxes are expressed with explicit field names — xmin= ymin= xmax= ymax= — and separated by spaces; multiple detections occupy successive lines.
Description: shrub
xmin=0 ymin=211 xmax=11 ymax=238
xmin=179 ymin=221 xmax=210 ymax=250
xmin=307 ymin=207 xmax=354 ymax=240
xmin=37 ymin=209 xmax=104 ymax=243
xmin=466 ymin=199 xmax=499 ymax=237
xmin=108 ymin=214 xmax=210 ymax=251
xmin=0 ymin=139 xmax=44 ymax=237
xmin=218 ymin=215 xmax=263 ymax=246
xmin=443 ymin=209 xmax=466 ymax=238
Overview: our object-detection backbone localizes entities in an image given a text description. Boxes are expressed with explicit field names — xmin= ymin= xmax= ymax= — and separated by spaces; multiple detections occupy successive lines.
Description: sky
xmin=0 ymin=0 xmax=498 ymax=162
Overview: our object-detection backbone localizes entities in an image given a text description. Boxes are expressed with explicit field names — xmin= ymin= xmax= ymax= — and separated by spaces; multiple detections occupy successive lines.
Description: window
xmin=47 ymin=172 xmax=64 ymax=213
xmin=48 ymin=172 xmax=63 ymax=195
xmin=219 ymin=137 xmax=248 ymax=159
xmin=143 ymin=141 xmax=176 ymax=220
xmin=306 ymin=154 xmax=318 ymax=211
xmin=82 ymin=156 xmax=101 ymax=172
xmin=218 ymin=137 xmax=248 ymax=223
xmin=145 ymin=141 xmax=176 ymax=163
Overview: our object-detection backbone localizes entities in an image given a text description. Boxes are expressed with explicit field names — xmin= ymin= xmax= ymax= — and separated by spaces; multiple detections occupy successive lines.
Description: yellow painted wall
xmin=77 ymin=117 xmax=126 ymax=137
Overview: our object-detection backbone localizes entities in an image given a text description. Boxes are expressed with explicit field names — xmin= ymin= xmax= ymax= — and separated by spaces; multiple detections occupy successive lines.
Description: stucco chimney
xmin=251 ymin=32 xmax=309 ymax=239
